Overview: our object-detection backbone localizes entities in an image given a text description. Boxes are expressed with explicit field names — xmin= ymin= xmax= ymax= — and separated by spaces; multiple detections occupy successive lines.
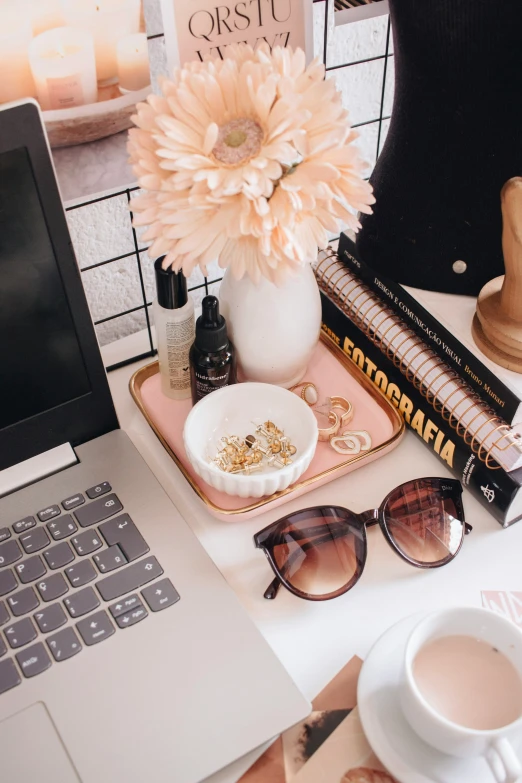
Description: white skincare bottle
xmin=153 ymin=257 xmax=195 ymax=400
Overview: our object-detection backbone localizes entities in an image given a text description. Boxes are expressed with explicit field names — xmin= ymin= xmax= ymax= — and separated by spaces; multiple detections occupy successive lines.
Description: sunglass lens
xmin=270 ymin=507 xmax=365 ymax=599
xmin=382 ymin=479 xmax=464 ymax=566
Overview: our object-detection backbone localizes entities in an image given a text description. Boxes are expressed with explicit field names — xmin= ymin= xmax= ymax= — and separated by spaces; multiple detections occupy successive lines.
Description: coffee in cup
xmin=401 ymin=607 xmax=522 ymax=783
xmin=413 ymin=634 xmax=522 ymax=730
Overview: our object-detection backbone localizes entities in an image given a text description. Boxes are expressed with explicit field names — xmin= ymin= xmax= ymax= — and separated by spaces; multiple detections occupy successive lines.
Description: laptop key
xmin=62 ymin=493 xmax=85 ymax=512
xmin=43 ymin=542 xmax=74 ymax=570
xmin=37 ymin=505 xmax=61 ymax=523
xmin=0 ymin=601 xmax=9 ymax=626
xmin=115 ymin=603 xmax=148 ymax=629
xmin=71 ymin=530 xmax=102 ymax=556
xmin=7 ymin=587 xmax=39 ymax=617
xmin=0 ymin=636 xmax=6 ymax=657
xmin=109 ymin=594 xmax=141 ymax=618
xmin=16 ymin=642 xmax=52 ymax=678
xmin=0 ymin=570 xmax=17 ymax=597
xmin=76 ymin=610 xmax=115 ymax=646
xmin=97 ymin=557 xmax=164 ymax=602
xmin=15 ymin=555 xmax=46 ymax=584
xmin=12 ymin=517 xmax=35 ymax=534
xmin=141 ymin=579 xmax=181 ymax=612
xmin=86 ymin=482 xmax=112 ymax=499
xmin=47 ymin=515 xmax=78 ymax=542
xmin=5 ymin=617 xmax=37 ymax=648
xmin=0 ymin=658 xmax=21 ymax=694
xmin=75 ymin=494 xmax=122 ymax=528
xmin=64 ymin=586 xmax=100 ymax=618
xmin=37 ymin=573 xmax=68 ymax=602
xmin=65 ymin=560 xmax=97 ymax=588
xmin=35 ymin=603 xmax=67 ymax=633
xmin=93 ymin=545 xmax=127 ymax=574
xmin=0 ymin=528 xmax=11 ymax=543
xmin=48 ymin=627 xmax=82 ymax=661
xmin=99 ymin=515 xmax=150 ymax=562
xmin=0 ymin=540 xmax=22 ymax=568
xmin=20 ymin=527 xmax=50 ymax=554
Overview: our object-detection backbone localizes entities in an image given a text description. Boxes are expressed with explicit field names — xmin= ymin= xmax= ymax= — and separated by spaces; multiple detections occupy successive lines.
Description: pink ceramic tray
xmin=129 ymin=333 xmax=405 ymax=520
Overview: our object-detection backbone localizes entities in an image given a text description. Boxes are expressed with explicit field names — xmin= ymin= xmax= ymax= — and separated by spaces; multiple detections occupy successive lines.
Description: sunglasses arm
xmin=263 ymin=576 xmax=282 ymax=600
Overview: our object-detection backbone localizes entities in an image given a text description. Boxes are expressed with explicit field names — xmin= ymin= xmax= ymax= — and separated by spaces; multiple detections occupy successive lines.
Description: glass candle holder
xmin=62 ymin=0 xmax=141 ymax=85
xmin=117 ymin=33 xmax=150 ymax=93
xmin=29 ymin=26 xmax=98 ymax=111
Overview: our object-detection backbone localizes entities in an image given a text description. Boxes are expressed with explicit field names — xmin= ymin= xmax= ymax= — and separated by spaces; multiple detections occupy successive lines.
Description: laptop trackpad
xmin=0 ymin=702 xmax=80 ymax=782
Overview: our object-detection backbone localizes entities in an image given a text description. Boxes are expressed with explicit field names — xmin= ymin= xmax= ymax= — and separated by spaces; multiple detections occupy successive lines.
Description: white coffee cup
xmin=401 ymin=607 xmax=522 ymax=783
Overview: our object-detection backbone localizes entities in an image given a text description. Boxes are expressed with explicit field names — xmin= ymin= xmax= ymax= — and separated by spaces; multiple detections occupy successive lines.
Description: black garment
xmin=356 ymin=0 xmax=522 ymax=295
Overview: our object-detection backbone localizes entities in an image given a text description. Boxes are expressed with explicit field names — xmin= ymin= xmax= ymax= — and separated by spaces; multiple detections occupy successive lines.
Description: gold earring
xmin=316 ymin=410 xmax=341 ymax=441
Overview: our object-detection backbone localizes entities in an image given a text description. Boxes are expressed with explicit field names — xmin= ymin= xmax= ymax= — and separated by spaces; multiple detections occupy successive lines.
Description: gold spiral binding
xmin=323 ymin=259 xmax=342 ymax=290
xmin=330 ymin=266 xmax=348 ymax=299
xmin=351 ymin=290 xmax=374 ymax=325
xmin=469 ymin=415 xmax=503 ymax=456
xmin=337 ymin=277 xmax=364 ymax=308
xmin=462 ymin=408 xmax=494 ymax=447
xmin=397 ymin=338 xmax=426 ymax=376
xmin=366 ymin=307 xmax=393 ymax=346
xmin=454 ymin=392 xmax=483 ymax=438
xmin=440 ymin=383 xmax=468 ymax=423
xmin=478 ymin=423 xmax=511 ymax=464
xmin=433 ymin=373 xmax=460 ymax=413
xmin=484 ymin=427 xmax=518 ymax=469
xmin=375 ymin=316 xmax=402 ymax=352
xmin=423 ymin=366 xmax=450 ymax=405
xmin=389 ymin=332 xmax=416 ymax=366
xmin=414 ymin=357 xmax=447 ymax=395
xmin=405 ymin=344 xmax=431 ymax=383
xmin=363 ymin=301 xmax=384 ymax=335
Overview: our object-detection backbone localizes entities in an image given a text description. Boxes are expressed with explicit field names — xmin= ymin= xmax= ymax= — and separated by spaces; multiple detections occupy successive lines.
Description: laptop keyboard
xmin=0 ymin=482 xmax=179 ymax=694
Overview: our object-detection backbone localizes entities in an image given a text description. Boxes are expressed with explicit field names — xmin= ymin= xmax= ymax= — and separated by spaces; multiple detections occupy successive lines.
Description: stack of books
xmin=315 ymin=235 xmax=522 ymax=526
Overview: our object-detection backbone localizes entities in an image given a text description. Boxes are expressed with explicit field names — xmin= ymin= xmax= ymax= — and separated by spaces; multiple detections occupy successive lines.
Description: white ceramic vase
xmin=218 ymin=263 xmax=322 ymax=388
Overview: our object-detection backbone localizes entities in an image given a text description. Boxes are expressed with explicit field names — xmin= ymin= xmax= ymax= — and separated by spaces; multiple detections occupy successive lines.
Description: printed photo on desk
xmin=0 ymin=0 xmax=152 ymax=201
xmin=239 ymin=656 xmax=397 ymax=783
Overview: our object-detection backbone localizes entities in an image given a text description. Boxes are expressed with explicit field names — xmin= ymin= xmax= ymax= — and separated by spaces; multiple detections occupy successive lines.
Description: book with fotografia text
xmin=315 ymin=250 xmax=522 ymax=527
xmin=337 ymin=232 xmax=522 ymax=424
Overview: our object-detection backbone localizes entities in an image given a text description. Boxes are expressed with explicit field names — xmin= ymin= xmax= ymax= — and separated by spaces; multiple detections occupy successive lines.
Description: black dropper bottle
xmin=189 ymin=295 xmax=237 ymax=404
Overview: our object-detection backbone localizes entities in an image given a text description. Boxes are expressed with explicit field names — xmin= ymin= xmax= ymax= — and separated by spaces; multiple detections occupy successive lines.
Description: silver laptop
xmin=0 ymin=99 xmax=310 ymax=783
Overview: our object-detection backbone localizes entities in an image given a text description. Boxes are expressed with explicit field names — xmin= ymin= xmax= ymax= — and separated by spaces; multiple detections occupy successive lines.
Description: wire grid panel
xmin=69 ymin=0 xmax=393 ymax=371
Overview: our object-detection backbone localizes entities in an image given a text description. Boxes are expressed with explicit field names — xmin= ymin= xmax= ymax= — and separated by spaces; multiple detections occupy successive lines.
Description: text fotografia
xmin=372 ymin=277 xmax=464 ymax=366
xmin=188 ymin=0 xmax=294 ymax=59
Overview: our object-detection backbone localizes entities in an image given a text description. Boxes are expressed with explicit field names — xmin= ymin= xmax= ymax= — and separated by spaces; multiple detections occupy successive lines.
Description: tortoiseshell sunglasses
xmin=254 ymin=478 xmax=471 ymax=601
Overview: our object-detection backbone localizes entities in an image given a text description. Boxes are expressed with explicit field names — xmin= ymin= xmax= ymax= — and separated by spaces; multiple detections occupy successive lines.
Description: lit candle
xmin=62 ymin=0 xmax=140 ymax=85
xmin=0 ymin=5 xmax=36 ymax=103
xmin=31 ymin=0 xmax=64 ymax=36
xmin=29 ymin=27 xmax=98 ymax=111
xmin=117 ymin=33 xmax=150 ymax=92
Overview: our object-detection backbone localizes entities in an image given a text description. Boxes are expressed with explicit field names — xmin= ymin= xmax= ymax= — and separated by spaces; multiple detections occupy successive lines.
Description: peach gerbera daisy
xmin=128 ymin=44 xmax=374 ymax=284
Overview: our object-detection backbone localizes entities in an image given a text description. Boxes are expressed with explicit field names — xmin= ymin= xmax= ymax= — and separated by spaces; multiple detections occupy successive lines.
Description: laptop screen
xmin=0 ymin=147 xmax=90 ymax=431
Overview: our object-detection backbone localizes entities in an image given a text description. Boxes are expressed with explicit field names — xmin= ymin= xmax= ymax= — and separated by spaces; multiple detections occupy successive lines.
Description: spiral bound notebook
xmin=314 ymin=249 xmax=522 ymax=476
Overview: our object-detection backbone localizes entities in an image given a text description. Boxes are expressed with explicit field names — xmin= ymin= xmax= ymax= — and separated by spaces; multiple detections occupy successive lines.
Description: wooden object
xmin=43 ymin=83 xmax=150 ymax=148
xmin=473 ymin=178 xmax=522 ymax=372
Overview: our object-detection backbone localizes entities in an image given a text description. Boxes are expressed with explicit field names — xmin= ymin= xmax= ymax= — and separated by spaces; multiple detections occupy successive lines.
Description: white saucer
xmin=357 ymin=613 xmax=522 ymax=783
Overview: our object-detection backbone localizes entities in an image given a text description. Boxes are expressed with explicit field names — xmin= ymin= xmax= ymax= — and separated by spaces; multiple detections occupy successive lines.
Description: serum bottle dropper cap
xmin=195 ymin=296 xmax=229 ymax=353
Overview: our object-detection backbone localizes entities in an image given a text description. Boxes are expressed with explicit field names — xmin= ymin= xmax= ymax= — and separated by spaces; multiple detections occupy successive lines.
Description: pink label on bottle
xmin=46 ymin=75 xmax=84 ymax=109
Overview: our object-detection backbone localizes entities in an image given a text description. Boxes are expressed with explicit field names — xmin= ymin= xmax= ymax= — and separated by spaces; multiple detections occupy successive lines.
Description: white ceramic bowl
xmin=183 ymin=383 xmax=318 ymax=498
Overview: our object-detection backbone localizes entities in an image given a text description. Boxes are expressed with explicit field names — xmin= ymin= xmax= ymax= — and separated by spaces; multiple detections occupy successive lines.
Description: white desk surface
xmin=104 ymin=287 xmax=522 ymax=781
